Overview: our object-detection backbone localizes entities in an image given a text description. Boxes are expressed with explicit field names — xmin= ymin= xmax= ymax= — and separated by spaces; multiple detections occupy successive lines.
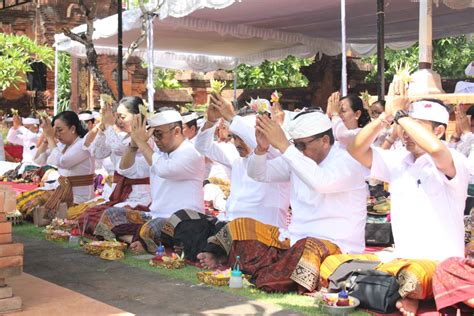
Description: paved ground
xmin=13 ymin=235 xmax=302 ymax=315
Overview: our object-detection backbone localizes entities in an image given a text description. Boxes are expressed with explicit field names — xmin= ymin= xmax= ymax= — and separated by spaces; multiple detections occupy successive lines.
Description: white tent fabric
xmin=54 ymin=0 xmax=474 ymax=72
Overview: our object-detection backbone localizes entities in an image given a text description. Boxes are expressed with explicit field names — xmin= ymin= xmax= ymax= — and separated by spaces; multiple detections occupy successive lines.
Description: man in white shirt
xmin=197 ymin=109 xmax=368 ymax=293
xmin=195 ymin=96 xmax=290 ymax=228
xmin=78 ymin=111 xmax=96 ymax=132
xmin=347 ymin=79 xmax=469 ymax=315
xmin=181 ymin=111 xmax=199 ymax=141
xmin=97 ymin=107 xmax=205 ymax=253
xmin=7 ymin=115 xmax=42 ymax=173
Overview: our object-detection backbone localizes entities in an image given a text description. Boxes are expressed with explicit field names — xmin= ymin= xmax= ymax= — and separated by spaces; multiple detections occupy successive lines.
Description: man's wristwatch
xmin=393 ymin=110 xmax=409 ymax=124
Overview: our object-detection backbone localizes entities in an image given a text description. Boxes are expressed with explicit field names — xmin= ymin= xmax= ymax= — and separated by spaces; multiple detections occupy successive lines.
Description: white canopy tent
xmin=53 ymin=0 xmax=474 ymax=111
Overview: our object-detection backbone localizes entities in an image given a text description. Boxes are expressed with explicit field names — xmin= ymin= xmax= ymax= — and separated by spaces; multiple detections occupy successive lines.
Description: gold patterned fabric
xmin=17 ymin=189 xmax=53 ymax=216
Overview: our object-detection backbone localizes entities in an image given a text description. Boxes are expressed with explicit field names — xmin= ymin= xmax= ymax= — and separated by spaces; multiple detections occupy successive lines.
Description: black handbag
xmin=365 ymin=222 xmax=394 ymax=246
xmin=327 ymin=259 xmax=381 ymax=292
xmin=347 ymin=269 xmax=400 ymax=314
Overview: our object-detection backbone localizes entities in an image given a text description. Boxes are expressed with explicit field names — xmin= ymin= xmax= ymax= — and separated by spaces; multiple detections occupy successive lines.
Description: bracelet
xmin=129 ymin=143 xmax=139 ymax=151
xmin=378 ymin=113 xmax=392 ymax=127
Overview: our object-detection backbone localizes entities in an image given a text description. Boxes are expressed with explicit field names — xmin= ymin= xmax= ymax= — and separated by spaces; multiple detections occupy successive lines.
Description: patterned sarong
xmin=17 ymin=189 xmax=53 ymax=216
xmin=377 ymin=259 xmax=438 ymax=299
xmin=94 ymin=207 xmax=152 ymax=241
xmin=433 ymin=257 xmax=474 ymax=312
xmin=160 ymin=209 xmax=227 ymax=260
xmin=44 ymin=174 xmax=94 ymax=211
xmin=67 ymin=199 xmax=106 ymax=220
xmin=138 ymin=218 xmax=167 ymax=253
xmin=213 ymin=218 xmax=340 ymax=293
xmin=77 ymin=173 xmax=149 ymax=235
xmin=207 ymin=217 xmax=290 ymax=256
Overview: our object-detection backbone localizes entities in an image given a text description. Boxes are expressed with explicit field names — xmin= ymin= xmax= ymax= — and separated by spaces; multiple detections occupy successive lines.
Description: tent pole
xmin=419 ymin=0 xmax=432 ymax=69
xmin=53 ymin=47 xmax=59 ymax=115
xmin=146 ymin=14 xmax=156 ymax=112
xmin=117 ymin=0 xmax=123 ymax=100
xmin=233 ymin=69 xmax=238 ymax=110
xmin=340 ymin=0 xmax=347 ymax=96
xmin=377 ymin=0 xmax=385 ymax=101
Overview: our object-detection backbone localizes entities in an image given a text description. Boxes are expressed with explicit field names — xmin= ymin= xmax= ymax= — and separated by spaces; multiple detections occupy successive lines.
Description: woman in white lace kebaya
xmin=74 ymin=97 xmax=152 ymax=233
xmin=17 ymin=111 xmax=95 ymax=218
xmin=326 ymin=92 xmax=371 ymax=148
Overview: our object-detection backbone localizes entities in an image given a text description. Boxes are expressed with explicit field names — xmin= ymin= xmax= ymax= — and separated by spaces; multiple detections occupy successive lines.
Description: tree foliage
xmin=363 ymin=36 xmax=474 ymax=83
xmin=57 ymin=52 xmax=72 ymax=113
xmin=0 ymin=34 xmax=54 ymax=91
xmin=233 ymin=55 xmax=314 ymax=89
xmin=153 ymin=68 xmax=182 ymax=89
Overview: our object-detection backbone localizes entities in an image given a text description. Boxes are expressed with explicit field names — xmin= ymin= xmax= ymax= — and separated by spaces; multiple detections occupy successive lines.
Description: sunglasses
xmin=152 ymin=126 xmax=175 ymax=140
xmin=291 ymin=135 xmax=319 ymax=151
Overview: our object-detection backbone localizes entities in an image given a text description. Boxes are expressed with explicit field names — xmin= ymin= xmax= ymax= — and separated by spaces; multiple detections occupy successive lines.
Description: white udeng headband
xmin=22 ymin=117 xmax=40 ymax=125
xmin=78 ymin=113 xmax=94 ymax=121
xmin=182 ymin=112 xmax=199 ymax=124
xmin=409 ymin=100 xmax=449 ymax=125
xmin=147 ymin=110 xmax=182 ymax=127
xmin=288 ymin=111 xmax=332 ymax=140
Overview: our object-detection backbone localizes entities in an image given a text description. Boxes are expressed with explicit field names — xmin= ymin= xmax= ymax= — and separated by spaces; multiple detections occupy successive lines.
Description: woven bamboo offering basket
xmin=149 ymin=258 xmax=185 ymax=269
xmin=149 ymin=252 xmax=186 ymax=269
xmin=44 ymin=230 xmax=70 ymax=242
xmin=196 ymin=271 xmax=251 ymax=286
xmin=83 ymin=241 xmax=127 ymax=256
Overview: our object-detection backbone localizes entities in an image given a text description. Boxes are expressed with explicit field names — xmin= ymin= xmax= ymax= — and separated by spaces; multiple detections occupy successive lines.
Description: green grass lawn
xmin=13 ymin=222 xmax=369 ymax=315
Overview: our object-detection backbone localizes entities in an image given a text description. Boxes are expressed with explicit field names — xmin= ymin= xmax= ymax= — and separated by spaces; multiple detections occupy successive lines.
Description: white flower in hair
xmin=139 ymin=104 xmax=150 ymax=119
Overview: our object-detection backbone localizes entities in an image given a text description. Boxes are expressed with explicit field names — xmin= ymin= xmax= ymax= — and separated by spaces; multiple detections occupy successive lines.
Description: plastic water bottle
xmin=229 ymin=256 xmax=243 ymax=289
xmin=155 ymin=243 xmax=165 ymax=258
xmin=233 ymin=255 xmax=241 ymax=271
xmin=68 ymin=235 xmax=80 ymax=246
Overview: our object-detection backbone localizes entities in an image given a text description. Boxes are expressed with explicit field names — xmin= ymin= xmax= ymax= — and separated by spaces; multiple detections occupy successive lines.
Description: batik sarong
xmin=208 ymin=218 xmax=341 ymax=293
xmin=138 ymin=218 xmax=167 ymax=253
xmin=17 ymin=189 xmax=53 ymax=216
xmin=94 ymin=207 xmax=152 ymax=241
xmin=433 ymin=257 xmax=474 ymax=313
xmin=160 ymin=209 xmax=227 ymax=261
xmin=77 ymin=173 xmax=150 ymax=235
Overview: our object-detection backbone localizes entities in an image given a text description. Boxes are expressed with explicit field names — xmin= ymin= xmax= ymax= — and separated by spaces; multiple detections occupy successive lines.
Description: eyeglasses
xmin=291 ymin=136 xmax=319 ymax=151
xmin=152 ymin=126 xmax=175 ymax=140
xmin=229 ymin=133 xmax=241 ymax=141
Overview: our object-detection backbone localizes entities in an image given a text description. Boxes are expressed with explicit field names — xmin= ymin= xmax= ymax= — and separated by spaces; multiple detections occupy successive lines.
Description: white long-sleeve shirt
xmin=248 ymin=143 xmax=368 ymax=253
xmin=332 ymin=116 xmax=361 ymax=148
xmin=7 ymin=126 xmax=41 ymax=164
xmin=84 ymin=127 xmax=152 ymax=207
xmin=371 ymin=147 xmax=469 ymax=261
xmin=119 ymin=139 xmax=205 ymax=218
xmin=46 ymin=137 xmax=95 ymax=204
xmin=195 ymin=124 xmax=290 ymax=228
